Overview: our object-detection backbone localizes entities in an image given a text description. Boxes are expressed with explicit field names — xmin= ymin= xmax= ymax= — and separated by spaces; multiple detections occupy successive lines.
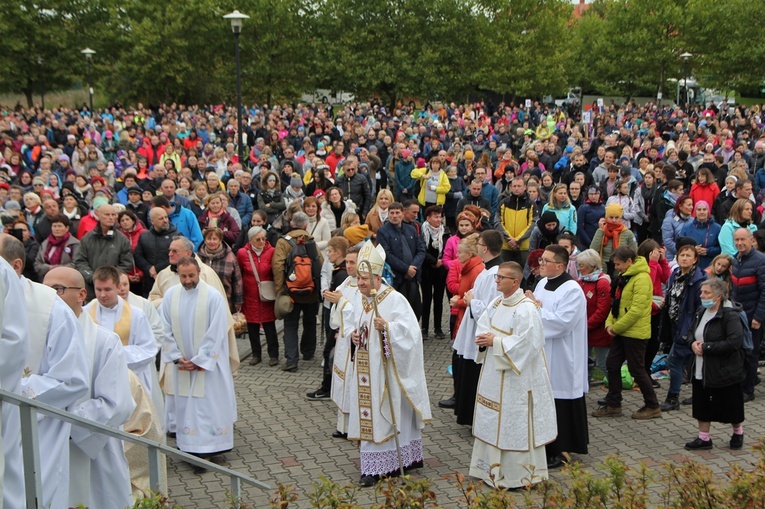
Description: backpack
xmin=283 ymin=235 xmax=320 ymax=301
xmin=737 ymin=310 xmax=754 ymax=352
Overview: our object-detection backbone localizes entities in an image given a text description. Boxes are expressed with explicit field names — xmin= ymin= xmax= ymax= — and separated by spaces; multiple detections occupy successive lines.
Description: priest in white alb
xmin=0 ymin=233 xmax=89 ymax=509
xmin=158 ymin=257 xmax=236 ymax=459
xmin=528 ymin=244 xmax=589 ymax=469
xmin=1 ymin=255 xmax=30 ymax=509
xmin=120 ymin=271 xmax=165 ymax=353
xmin=85 ymin=266 xmax=163 ymax=419
xmin=348 ymin=241 xmax=431 ymax=487
xmin=470 ymin=261 xmax=557 ymax=489
xmin=43 ymin=267 xmax=135 ymax=509
xmin=328 ymin=244 xmax=361 ymax=438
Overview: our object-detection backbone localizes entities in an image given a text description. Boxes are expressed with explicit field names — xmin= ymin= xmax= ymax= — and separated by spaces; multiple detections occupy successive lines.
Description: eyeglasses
xmin=49 ymin=285 xmax=82 ymax=295
xmin=493 ymin=274 xmax=517 ymax=282
xmin=539 ymin=258 xmax=561 ymax=265
xmin=476 ymin=242 xmax=486 ymax=247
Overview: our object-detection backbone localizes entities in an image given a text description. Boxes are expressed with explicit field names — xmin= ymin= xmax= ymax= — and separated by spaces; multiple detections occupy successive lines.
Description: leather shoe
xmin=404 ymin=460 xmax=424 ymax=471
xmin=249 ymin=356 xmax=261 ymax=366
xmin=438 ymin=397 xmax=456 ymax=409
xmin=359 ymin=474 xmax=379 ymax=487
xmin=597 ymin=398 xmax=607 ymax=406
xmin=547 ymin=455 xmax=564 ymax=469
xmin=435 ymin=330 xmax=446 ymax=339
xmin=280 ymin=363 xmax=298 ymax=372
xmin=685 ymin=437 xmax=713 ymax=450
xmin=743 ymin=392 xmax=755 ymax=403
xmin=730 ymin=433 xmax=744 ymax=450
xmin=268 ymin=358 xmax=278 ymax=367
xmin=331 ymin=430 xmax=348 ymax=439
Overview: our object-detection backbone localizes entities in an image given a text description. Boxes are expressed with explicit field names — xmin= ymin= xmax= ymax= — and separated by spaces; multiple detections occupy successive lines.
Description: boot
xmin=660 ymin=393 xmax=680 ymax=411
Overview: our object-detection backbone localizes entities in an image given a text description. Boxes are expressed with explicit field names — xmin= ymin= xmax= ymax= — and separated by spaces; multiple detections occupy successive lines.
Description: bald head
xmin=0 ymin=232 xmax=26 ymax=276
xmin=44 ymin=267 xmax=88 ymax=314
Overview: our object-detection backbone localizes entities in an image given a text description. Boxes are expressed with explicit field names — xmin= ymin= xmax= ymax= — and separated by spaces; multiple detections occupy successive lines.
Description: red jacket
xmin=237 ymin=242 xmax=276 ymax=324
xmin=76 ymin=211 xmax=99 ymax=239
xmin=579 ymin=273 xmax=612 ymax=347
xmin=119 ymin=223 xmax=147 ymax=280
xmin=452 ymin=256 xmax=484 ymax=338
xmin=689 ymin=182 xmax=720 ymax=215
xmin=648 ymin=258 xmax=671 ymax=315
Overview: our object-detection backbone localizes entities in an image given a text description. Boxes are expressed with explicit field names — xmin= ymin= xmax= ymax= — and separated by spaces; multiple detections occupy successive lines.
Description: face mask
xmin=701 ymin=299 xmax=716 ymax=309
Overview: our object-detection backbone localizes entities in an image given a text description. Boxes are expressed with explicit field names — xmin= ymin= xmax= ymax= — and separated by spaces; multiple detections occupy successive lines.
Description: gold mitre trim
xmin=357 ymin=240 xmax=386 ymax=276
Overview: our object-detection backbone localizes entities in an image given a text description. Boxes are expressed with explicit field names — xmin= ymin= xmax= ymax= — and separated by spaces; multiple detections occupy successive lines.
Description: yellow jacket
xmin=499 ymin=196 xmax=535 ymax=251
xmin=410 ymin=168 xmax=451 ymax=206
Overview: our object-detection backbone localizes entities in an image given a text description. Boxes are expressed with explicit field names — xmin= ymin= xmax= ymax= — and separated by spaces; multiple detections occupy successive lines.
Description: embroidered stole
xmin=23 ymin=280 xmax=56 ymax=379
xmin=89 ymin=298 xmax=132 ymax=346
xmin=169 ymin=281 xmax=208 ymax=398
xmin=354 ymin=286 xmax=393 ymax=442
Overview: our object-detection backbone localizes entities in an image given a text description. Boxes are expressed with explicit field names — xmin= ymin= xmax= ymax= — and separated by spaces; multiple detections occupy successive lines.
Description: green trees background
xmin=1 ymin=0 xmax=762 ymax=107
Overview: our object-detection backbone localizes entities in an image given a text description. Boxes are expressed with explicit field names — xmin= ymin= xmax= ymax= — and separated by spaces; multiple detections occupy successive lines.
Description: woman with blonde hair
xmin=198 ymin=192 xmax=241 ymax=245
xmin=542 ymin=183 xmax=577 ymax=234
xmin=365 ymin=188 xmax=394 ymax=237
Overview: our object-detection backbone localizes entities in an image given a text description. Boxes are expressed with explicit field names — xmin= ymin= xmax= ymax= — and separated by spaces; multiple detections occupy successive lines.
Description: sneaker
xmin=306 ymin=388 xmax=330 ymax=400
xmin=730 ymin=433 xmax=744 ymax=450
xmin=652 ymin=379 xmax=661 ymax=389
xmin=591 ymin=405 xmax=622 ymax=417
xmin=685 ymin=437 xmax=713 ymax=450
xmin=631 ymin=406 xmax=662 ymax=420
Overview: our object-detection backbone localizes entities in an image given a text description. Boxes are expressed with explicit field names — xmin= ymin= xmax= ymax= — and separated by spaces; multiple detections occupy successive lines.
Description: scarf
xmin=422 ymin=220 xmax=444 ymax=255
xmin=378 ymin=208 xmax=389 ymax=224
xmin=200 ymin=242 xmax=225 ymax=260
xmin=610 ymin=272 xmax=632 ymax=317
xmin=667 ymin=267 xmax=696 ymax=322
xmin=601 ymin=222 xmax=626 ymax=256
xmin=44 ymin=232 xmax=71 ymax=266
xmin=63 ymin=207 xmax=80 ymax=220
xmin=665 ymin=189 xmax=681 ymax=206
xmin=580 ymin=269 xmax=602 ymax=283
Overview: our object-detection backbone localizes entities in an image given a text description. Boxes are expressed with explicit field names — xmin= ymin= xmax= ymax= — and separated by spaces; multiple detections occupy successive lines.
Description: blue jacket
xmin=732 ymin=247 xmax=765 ymax=323
xmin=666 ymin=265 xmax=706 ymax=352
xmin=577 ymin=201 xmax=604 ymax=248
xmin=542 ymin=202 xmax=577 ymax=234
xmin=661 ymin=210 xmax=693 ymax=261
xmin=228 ymin=190 xmax=253 ymax=228
xmin=754 ymin=168 xmax=765 ymax=194
xmin=116 ymin=188 xmax=129 ymax=205
xmin=168 ymin=203 xmax=203 ymax=250
xmin=480 ymin=181 xmax=499 ymax=221
xmin=376 ymin=221 xmax=426 ymax=289
xmin=394 ymin=161 xmax=416 ymax=197
xmin=679 ymin=218 xmax=721 ymax=269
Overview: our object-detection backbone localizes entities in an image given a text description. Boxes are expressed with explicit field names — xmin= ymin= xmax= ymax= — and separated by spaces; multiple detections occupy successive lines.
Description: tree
xmin=569 ymin=0 xmax=688 ymax=100
xmin=0 ymin=0 xmax=114 ymax=107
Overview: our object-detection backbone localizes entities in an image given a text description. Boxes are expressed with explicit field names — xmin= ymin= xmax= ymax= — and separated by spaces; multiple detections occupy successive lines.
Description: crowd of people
xmin=1 ymin=96 xmax=764 ymax=502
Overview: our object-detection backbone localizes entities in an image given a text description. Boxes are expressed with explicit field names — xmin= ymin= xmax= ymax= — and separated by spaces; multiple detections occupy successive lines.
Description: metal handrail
xmin=0 ymin=388 xmax=269 ymax=509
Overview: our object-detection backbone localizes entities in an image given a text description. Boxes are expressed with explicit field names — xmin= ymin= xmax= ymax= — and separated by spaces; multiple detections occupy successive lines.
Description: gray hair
xmin=576 ymin=249 xmax=602 ymax=270
xmin=248 ymin=226 xmax=264 ymax=239
xmin=701 ymin=277 xmax=729 ymax=301
xmin=291 ymin=211 xmax=309 ymax=229
xmin=171 ymin=235 xmax=195 ymax=253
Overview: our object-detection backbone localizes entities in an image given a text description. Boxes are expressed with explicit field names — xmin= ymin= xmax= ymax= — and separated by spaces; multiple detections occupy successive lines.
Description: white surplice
xmin=128 ymin=291 xmax=165 ymax=350
xmin=453 ymin=263 xmax=501 ymax=361
xmin=347 ymin=285 xmax=432 ymax=476
xmin=158 ymin=281 xmax=236 ymax=454
xmin=20 ymin=279 xmax=89 ymax=509
xmin=532 ymin=276 xmax=589 ymax=399
xmin=69 ymin=313 xmax=135 ymax=509
xmin=1 ymin=259 xmax=30 ymax=509
xmin=469 ymin=290 xmax=557 ymax=489
xmin=330 ymin=276 xmax=360 ymax=434
xmin=85 ymin=297 xmax=163 ymax=420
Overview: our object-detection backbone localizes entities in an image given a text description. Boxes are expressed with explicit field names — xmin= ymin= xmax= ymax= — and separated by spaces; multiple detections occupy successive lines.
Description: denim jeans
xmin=667 ymin=342 xmax=693 ymax=395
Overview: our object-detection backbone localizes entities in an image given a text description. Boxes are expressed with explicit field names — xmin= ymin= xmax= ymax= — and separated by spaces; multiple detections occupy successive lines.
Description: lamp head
xmin=223 ymin=10 xmax=249 ymax=34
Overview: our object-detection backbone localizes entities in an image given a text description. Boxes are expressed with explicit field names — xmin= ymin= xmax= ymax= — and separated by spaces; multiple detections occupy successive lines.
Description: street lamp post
xmin=223 ymin=10 xmax=250 ymax=166
xmin=81 ymin=48 xmax=96 ymax=114
xmin=680 ymin=52 xmax=693 ymax=107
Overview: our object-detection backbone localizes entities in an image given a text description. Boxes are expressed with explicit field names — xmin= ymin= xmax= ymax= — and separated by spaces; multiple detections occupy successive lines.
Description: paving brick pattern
xmin=165 ymin=308 xmax=765 ymax=508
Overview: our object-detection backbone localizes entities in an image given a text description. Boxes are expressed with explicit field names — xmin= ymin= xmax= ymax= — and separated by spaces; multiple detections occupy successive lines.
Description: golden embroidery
xmin=477 ymin=394 xmax=501 ymax=412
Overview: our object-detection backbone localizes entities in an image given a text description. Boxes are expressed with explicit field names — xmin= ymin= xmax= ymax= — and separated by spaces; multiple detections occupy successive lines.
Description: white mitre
xmin=357 ymin=240 xmax=386 ymax=276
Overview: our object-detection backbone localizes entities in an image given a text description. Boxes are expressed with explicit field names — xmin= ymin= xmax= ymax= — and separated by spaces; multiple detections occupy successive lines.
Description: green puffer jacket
xmin=605 ymin=256 xmax=652 ymax=340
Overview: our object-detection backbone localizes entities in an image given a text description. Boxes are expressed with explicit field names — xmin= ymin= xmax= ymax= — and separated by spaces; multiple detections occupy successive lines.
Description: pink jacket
xmin=442 ymin=234 xmax=462 ymax=272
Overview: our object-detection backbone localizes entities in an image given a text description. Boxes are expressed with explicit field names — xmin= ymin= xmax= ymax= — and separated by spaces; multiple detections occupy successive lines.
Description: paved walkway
xmin=165 ymin=312 xmax=765 ymax=508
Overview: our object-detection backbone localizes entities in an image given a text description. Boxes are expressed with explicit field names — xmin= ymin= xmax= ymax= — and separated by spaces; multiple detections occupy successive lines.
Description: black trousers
xmin=605 ymin=335 xmax=659 ymax=408
xmin=743 ymin=326 xmax=763 ymax=396
xmin=247 ymin=321 xmax=279 ymax=360
xmin=395 ymin=278 xmax=422 ymax=321
xmin=321 ymin=306 xmax=337 ymax=392
xmin=644 ymin=313 xmax=661 ymax=378
xmin=421 ymin=265 xmax=446 ymax=333
xmin=283 ymin=301 xmax=319 ymax=366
